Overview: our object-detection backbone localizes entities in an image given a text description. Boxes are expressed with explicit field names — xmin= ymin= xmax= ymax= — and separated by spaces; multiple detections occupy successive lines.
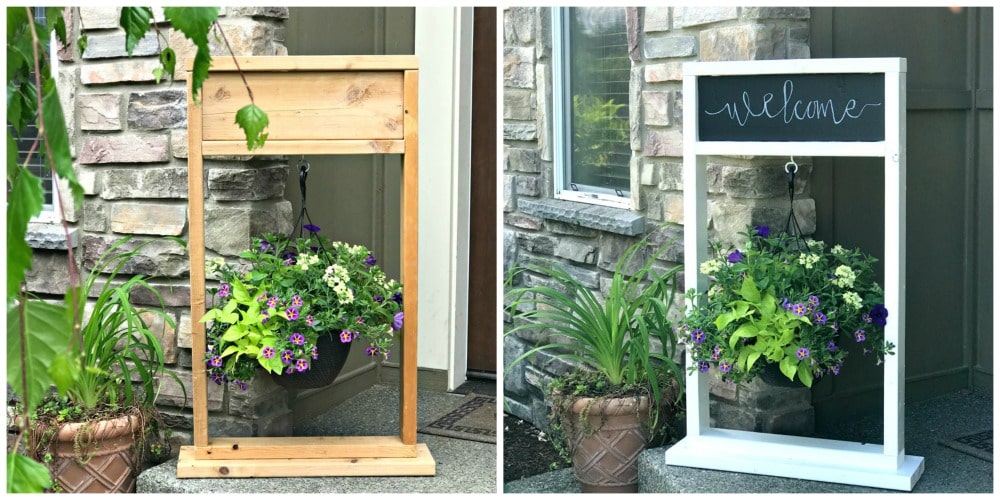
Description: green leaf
xmin=157 ymin=47 xmax=176 ymax=83
xmin=779 ymin=355 xmax=798 ymax=381
xmin=739 ymin=274 xmax=761 ymax=303
xmin=48 ymin=351 xmax=78 ymax=396
xmin=6 ymin=452 xmax=52 ymax=493
xmin=221 ymin=324 xmax=247 ymax=342
xmin=163 ymin=7 xmax=219 ymax=102
xmin=797 ymin=362 xmax=814 ymax=388
xmin=6 ymin=130 xmax=18 ymax=185
xmin=220 ymin=345 xmax=238 ymax=357
xmin=76 ymin=33 xmax=88 ymax=55
xmin=6 ymin=168 xmax=43 ymax=297
xmin=235 ymin=104 xmax=270 ymax=151
xmin=6 ymin=300 xmax=74 ymax=414
xmin=41 ymin=76 xmax=83 ymax=201
xmin=45 ymin=7 xmax=66 ymax=47
xmin=728 ymin=322 xmax=757 ymax=350
xmin=119 ymin=7 xmax=153 ymax=56
xmin=746 ymin=351 xmax=762 ymax=371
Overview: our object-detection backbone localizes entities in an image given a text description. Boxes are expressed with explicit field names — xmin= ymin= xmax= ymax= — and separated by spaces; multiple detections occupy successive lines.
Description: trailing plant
xmin=202 ymin=227 xmax=403 ymax=389
xmin=504 ymin=226 xmax=685 ymax=443
xmin=572 ymin=94 xmax=628 ymax=171
xmin=680 ymin=225 xmax=895 ymax=387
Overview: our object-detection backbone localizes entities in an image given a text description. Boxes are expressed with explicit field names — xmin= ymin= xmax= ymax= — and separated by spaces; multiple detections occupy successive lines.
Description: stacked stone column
xmin=42 ymin=7 xmax=296 ymax=452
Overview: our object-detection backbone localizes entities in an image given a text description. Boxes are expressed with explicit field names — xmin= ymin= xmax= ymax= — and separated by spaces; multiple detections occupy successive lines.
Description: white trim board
xmin=668 ymin=57 xmax=923 ymax=491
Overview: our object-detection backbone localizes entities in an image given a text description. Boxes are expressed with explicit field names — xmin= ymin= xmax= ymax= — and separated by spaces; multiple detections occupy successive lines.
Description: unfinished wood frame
xmin=178 ymin=55 xmax=434 ymax=478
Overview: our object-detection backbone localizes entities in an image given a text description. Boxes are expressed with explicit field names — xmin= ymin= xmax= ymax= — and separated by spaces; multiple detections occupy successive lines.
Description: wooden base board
xmin=176 ymin=443 xmax=435 ymax=478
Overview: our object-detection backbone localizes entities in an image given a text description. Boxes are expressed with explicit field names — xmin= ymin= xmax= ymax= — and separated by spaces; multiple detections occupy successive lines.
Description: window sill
xmin=26 ymin=222 xmax=78 ymax=250
xmin=517 ymin=198 xmax=645 ymax=236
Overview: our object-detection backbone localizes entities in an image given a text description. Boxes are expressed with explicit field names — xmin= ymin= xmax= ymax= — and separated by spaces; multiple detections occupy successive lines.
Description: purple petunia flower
xmin=365 ymin=346 xmax=380 ymax=357
xmin=303 ymin=223 xmax=321 ymax=233
xmin=827 ymin=341 xmax=838 ymax=352
xmin=305 ymin=315 xmax=316 ymax=326
xmin=217 ymin=284 xmax=230 ymax=298
xmin=260 ymin=240 xmax=271 ymax=252
xmin=281 ymin=350 xmax=294 ymax=364
xmin=719 ymin=360 xmax=732 ymax=373
xmin=854 ymin=329 xmax=866 ymax=342
xmin=210 ymin=372 xmax=223 ymax=385
xmin=727 ymin=250 xmax=743 ymax=263
xmin=755 ymin=225 xmax=770 ymax=238
xmin=209 ymin=356 xmax=223 ymax=368
xmin=862 ymin=313 xmax=872 ymax=323
xmin=690 ymin=329 xmax=705 ymax=344
xmin=291 ymin=295 xmax=304 ymax=308
xmin=697 ymin=360 xmax=710 ymax=373
xmin=364 ymin=253 xmax=377 ymax=266
xmin=267 ymin=296 xmax=280 ymax=308
xmin=285 ymin=307 xmax=300 ymax=321
xmin=393 ymin=312 xmax=404 ymax=331
xmin=234 ymin=380 xmax=247 ymax=391
xmin=814 ymin=311 xmax=827 ymax=325
xmin=796 ymin=347 xmax=810 ymax=360
xmin=869 ymin=304 xmax=889 ymax=327
xmin=290 ymin=332 xmax=305 ymax=346
xmin=311 ymin=345 xmax=319 ymax=359
xmin=340 ymin=330 xmax=353 ymax=343
xmin=295 ymin=359 xmax=309 ymax=372
xmin=352 ymin=331 xmax=360 ymax=340
xmin=791 ymin=303 xmax=807 ymax=316
xmin=831 ymin=364 xmax=841 ymax=375
xmin=262 ymin=346 xmax=275 ymax=359
xmin=391 ymin=291 xmax=403 ymax=305
xmin=808 ymin=295 xmax=820 ymax=307
xmin=374 ymin=295 xmax=384 ymax=304
xmin=383 ymin=349 xmax=391 ymax=361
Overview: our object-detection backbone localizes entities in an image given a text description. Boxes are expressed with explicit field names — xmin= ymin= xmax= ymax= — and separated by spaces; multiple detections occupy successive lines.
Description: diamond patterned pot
xmin=568 ymin=395 xmax=650 ymax=493
xmin=44 ymin=413 xmax=141 ymax=493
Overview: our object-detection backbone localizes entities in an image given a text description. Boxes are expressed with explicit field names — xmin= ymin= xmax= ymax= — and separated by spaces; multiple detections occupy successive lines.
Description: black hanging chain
xmin=294 ymin=157 xmax=314 ymax=238
xmin=783 ymin=157 xmax=808 ymax=252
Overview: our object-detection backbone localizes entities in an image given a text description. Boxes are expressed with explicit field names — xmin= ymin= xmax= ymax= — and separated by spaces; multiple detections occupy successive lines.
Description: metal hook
xmin=784 ymin=156 xmax=799 ymax=175
xmin=297 ymin=156 xmax=310 ymax=173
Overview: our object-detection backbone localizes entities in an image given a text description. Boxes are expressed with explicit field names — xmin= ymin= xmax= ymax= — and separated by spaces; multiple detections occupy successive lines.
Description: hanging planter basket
xmin=269 ymin=333 xmax=354 ymax=390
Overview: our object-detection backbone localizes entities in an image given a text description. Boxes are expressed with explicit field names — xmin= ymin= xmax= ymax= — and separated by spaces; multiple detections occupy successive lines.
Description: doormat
xmin=939 ymin=429 xmax=992 ymax=462
xmin=419 ymin=394 xmax=496 ymax=444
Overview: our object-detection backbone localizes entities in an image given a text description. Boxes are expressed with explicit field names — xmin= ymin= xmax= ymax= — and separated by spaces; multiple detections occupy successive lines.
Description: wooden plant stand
xmin=177 ymin=55 xmax=435 ymax=478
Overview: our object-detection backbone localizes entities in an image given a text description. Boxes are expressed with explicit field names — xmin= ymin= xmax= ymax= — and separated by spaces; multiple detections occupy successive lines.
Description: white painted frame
xmin=551 ymin=7 xmax=633 ymax=210
xmin=666 ymin=58 xmax=924 ymax=491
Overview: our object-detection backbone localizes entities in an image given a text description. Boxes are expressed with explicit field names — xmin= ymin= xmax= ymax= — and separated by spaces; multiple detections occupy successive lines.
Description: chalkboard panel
xmin=697 ymin=73 xmax=885 ymax=142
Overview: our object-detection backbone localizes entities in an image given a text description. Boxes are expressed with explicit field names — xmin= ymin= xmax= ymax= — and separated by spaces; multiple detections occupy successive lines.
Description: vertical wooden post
xmin=187 ymin=75 xmax=209 ymax=448
xmin=400 ymin=69 xmax=420 ymax=445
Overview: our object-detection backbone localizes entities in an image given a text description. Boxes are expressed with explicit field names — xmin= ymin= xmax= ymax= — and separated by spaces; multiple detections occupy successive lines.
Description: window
xmin=8 ymin=7 xmax=60 ymax=221
xmin=552 ymin=7 xmax=632 ymax=208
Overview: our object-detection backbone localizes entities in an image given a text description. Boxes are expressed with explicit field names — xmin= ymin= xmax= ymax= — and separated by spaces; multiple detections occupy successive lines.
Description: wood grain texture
xmin=187 ymin=73 xmax=209 ymax=448
xmin=201 ymin=72 xmax=404 ymax=141
xmin=399 ymin=69 xmax=419 ymax=446
xmin=195 ymin=55 xmax=419 ymax=72
xmin=201 ymin=139 xmax=403 ymax=156
xmin=193 ymin=436 xmax=417 ymax=460
xmin=176 ymin=444 xmax=435 ymax=478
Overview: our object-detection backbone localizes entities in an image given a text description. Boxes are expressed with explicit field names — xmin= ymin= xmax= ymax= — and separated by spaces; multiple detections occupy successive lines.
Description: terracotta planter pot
xmin=44 ymin=413 xmax=142 ymax=493
xmin=568 ymin=395 xmax=650 ymax=493
xmin=269 ymin=332 xmax=353 ymax=390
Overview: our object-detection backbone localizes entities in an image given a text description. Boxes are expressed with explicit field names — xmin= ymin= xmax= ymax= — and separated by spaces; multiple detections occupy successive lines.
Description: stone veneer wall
xmin=502 ymin=7 xmax=817 ymax=436
xmin=24 ymin=7 xmax=295 ymax=454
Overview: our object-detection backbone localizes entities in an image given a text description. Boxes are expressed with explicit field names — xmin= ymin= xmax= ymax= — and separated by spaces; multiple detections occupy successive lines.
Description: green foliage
xmin=162 ymin=7 xmax=219 ymax=103
xmin=203 ymin=231 xmax=403 ymax=389
xmin=118 ymin=6 xmax=152 ymax=56
xmin=235 ymin=103 xmax=269 ymax=151
xmin=6 ymin=166 xmax=44 ymax=297
xmin=68 ymin=236 xmax=187 ymax=409
xmin=572 ymin=94 xmax=628 ymax=170
xmin=681 ymin=226 xmax=896 ymax=387
xmin=6 ymin=299 xmax=77 ymax=413
xmin=6 ymin=452 xmax=52 ymax=493
xmin=505 ymin=225 xmax=684 ymax=431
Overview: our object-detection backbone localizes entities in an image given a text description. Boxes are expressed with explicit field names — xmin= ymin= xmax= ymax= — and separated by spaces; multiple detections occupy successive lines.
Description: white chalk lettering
xmin=704 ymin=79 xmax=881 ymax=127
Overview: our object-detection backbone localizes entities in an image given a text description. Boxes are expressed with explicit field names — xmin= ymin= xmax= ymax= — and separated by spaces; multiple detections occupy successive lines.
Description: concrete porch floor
xmin=139 ymin=384 xmax=496 ymax=494
xmin=504 ymin=389 xmax=992 ymax=493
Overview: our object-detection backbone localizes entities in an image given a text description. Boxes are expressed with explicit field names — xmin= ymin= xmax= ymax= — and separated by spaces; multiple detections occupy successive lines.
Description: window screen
xmin=566 ymin=7 xmax=630 ymax=193
xmin=8 ymin=7 xmax=54 ymax=207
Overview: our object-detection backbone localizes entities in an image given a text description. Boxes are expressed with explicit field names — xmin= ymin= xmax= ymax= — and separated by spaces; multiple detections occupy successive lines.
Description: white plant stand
xmin=666 ymin=58 xmax=924 ymax=491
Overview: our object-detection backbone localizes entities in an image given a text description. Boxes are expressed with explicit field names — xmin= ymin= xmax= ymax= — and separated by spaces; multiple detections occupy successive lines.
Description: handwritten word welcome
xmin=704 ymin=79 xmax=882 ymax=127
